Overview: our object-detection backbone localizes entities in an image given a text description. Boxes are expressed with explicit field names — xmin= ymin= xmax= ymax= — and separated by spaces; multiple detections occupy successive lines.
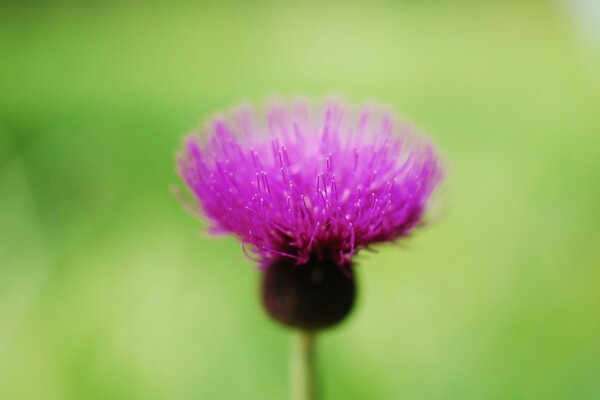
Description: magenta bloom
xmin=178 ymin=99 xmax=442 ymax=329
xmin=179 ymin=100 xmax=441 ymax=264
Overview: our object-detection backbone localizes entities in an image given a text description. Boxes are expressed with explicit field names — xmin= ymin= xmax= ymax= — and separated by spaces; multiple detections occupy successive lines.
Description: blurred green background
xmin=1 ymin=0 xmax=599 ymax=399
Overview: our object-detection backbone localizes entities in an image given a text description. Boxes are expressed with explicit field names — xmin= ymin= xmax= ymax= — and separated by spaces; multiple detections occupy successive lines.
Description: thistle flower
xmin=177 ymin=99 xmax=442 ymax=331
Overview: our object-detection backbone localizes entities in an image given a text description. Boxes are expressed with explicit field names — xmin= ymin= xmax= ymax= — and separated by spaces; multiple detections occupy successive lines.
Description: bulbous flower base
xmin=261 ymin=256 xmax=356 ymax=331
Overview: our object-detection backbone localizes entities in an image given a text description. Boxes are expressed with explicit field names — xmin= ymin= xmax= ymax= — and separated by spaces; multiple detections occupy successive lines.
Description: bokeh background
xmin=1 ymin=0 xmax=599 ymax=399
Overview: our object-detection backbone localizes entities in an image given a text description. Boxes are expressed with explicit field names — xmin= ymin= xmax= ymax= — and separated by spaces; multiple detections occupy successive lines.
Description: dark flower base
xmin=261 ymin=255 xmax=356 ymax=331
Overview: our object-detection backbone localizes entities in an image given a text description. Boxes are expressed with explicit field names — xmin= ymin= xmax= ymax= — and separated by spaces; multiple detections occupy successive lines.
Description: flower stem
xmin=291 ymin=330 xmax=317 ymax=400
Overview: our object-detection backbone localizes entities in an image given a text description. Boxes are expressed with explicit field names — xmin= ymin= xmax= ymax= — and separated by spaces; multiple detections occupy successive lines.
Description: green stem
xmin=291 ymin=330 xmax=317 ymax=400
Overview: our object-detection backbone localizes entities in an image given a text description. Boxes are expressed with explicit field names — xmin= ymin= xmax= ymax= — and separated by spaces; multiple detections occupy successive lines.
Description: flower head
xmin=178 ymin=99 xmax=443 ymax=329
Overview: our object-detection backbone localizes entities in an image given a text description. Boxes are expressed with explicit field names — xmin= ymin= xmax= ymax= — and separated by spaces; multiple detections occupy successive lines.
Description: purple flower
xmin=177 ymin=99 xmax=443 ymax=329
